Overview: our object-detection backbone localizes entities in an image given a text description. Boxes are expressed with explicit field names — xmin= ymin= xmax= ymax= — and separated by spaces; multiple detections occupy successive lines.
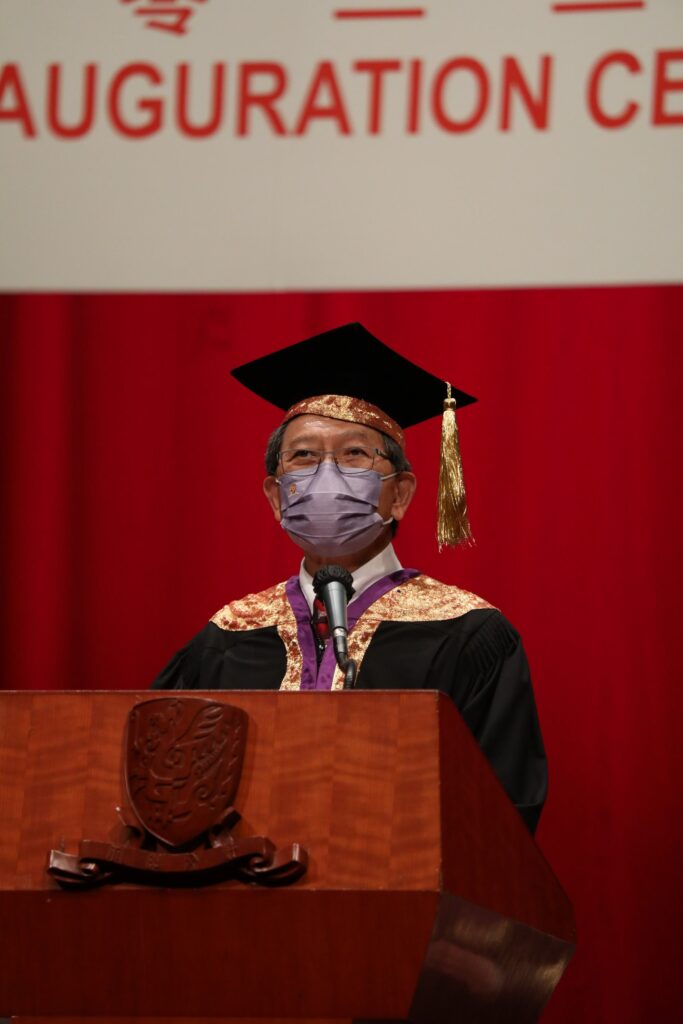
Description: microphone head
xmin=312 ymin=565 xmax=355 ymax=602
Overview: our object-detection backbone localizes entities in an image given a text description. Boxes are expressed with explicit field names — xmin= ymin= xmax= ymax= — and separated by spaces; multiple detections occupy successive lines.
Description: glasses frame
xmin=277 ymin=446 xmax=393 ymax=476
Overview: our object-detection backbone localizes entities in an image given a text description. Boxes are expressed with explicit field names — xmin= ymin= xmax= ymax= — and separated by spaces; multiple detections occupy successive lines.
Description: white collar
xmin=298 ymin=544 xmax=403 ymax=613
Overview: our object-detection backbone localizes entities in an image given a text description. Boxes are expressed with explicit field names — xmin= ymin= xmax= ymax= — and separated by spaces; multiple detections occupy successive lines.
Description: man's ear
xmin=391 ymin=472 xmax=417 ymax=521
xmin=263 ymin=476 xmax=282 ymax=522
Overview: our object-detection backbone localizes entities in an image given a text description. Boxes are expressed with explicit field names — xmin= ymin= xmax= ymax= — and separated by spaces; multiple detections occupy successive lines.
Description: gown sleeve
xmin=150 ymin=621 xmax=288 ymax=691
xmin=449 ymin=611 xmax=548 ymax=834
xmin=151 ymin=626 xmax=208 ymax=690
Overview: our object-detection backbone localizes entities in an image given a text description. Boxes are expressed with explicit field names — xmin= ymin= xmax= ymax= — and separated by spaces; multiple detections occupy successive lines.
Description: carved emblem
xmin=47 ymin=697 xmax=307 ymax=889
xmin=125 ymin=698 xmax=245 ymax=846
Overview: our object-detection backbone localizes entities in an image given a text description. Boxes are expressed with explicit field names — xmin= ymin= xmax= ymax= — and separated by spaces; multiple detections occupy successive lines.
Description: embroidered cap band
xmin=283 ymin=394 xmax=405 ymax=449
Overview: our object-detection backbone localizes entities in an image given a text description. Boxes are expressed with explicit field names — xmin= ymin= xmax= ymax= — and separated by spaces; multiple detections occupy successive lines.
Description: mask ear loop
xmin=379 ymin=471 xmax=398 ymax=524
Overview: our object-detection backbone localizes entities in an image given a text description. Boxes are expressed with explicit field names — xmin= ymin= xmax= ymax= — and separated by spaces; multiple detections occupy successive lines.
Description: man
xmin=152 ymin=323 xmax=547 ymax=833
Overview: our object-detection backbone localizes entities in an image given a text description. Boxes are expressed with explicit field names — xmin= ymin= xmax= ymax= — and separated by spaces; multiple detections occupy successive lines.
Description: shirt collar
xmin=298 ymin=543 xmax=403 ymax=613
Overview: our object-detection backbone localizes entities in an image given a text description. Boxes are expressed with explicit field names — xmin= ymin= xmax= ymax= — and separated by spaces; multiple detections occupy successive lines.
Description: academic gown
xmin=152 ymin=570 xmax=547 ymax=833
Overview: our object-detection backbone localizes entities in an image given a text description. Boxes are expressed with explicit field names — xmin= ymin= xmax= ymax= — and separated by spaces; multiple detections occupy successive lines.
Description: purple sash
xmin=285 ymin=569 xmax=420 ymax=690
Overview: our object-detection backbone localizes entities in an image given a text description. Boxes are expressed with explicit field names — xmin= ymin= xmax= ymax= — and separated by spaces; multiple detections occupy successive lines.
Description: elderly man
xmin=152 ymin=323 xmax=547 ymax=833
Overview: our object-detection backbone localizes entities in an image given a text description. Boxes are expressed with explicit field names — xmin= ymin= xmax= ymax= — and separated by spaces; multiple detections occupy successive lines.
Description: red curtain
xmin=1 ymin=287 xmax=681 ymax=1022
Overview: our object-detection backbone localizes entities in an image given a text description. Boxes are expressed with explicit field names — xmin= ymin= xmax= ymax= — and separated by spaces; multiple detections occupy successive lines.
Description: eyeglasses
xmin=278 ymin=446 xmax=392 ymax=476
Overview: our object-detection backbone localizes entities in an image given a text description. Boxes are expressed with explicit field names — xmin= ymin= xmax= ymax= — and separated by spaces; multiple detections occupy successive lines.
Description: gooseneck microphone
xmin=312 ymin=565 xmax=357 ymax=689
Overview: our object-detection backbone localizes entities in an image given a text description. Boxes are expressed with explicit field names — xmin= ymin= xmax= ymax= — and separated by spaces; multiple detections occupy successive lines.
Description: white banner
xmin=1 ymin=0 xmax=682 ymax=290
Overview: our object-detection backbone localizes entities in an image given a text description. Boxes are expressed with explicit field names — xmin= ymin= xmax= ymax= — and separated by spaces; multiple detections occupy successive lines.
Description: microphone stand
xmin=312 ymin=565 xmax=357 ymax=689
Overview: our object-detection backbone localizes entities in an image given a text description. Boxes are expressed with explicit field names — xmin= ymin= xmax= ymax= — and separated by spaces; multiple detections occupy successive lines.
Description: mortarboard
xmin=231 ymin=322 xmax=476 ymax=547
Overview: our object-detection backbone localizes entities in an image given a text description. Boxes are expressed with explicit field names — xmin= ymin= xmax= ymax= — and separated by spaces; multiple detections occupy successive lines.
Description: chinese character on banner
xmin=120 ymin=0 xmax=207 ymax=36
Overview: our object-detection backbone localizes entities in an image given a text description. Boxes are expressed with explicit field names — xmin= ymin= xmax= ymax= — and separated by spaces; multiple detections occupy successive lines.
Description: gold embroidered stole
xmin=211 ymin=575 xmax=493 ymax=691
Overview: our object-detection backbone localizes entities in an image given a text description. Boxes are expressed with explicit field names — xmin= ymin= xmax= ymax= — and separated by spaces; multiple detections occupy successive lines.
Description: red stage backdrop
xmin=1 ymin=286 xmax=682 ymax=1023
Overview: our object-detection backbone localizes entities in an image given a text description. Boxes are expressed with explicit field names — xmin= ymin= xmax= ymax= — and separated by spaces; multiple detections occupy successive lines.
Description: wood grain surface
xmin=0 ymin=691 xmax=440 ymax=1017
xmin=0 ymin=691 xmax=442 ymax=892
xmin=0 ymin=690 xmax=574 ymax=1020
xmin=437 ymin=697 xmax=576 ymax=940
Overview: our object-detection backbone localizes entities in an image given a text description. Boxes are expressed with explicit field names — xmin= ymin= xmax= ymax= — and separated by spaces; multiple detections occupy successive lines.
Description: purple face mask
xmin=277 ymin=459 xmax=395 ymax=558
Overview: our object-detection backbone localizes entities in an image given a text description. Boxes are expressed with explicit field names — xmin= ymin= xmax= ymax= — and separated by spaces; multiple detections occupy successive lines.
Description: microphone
xmin=312 ymin=565 xmax=357 ymax=689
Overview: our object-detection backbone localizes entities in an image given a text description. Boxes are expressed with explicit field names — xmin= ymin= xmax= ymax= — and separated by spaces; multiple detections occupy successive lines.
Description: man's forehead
xmin=281 ymin=415 xmax=383 ymax=445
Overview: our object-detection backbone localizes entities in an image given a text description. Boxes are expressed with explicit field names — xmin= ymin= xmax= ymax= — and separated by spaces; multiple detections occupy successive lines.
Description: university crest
xmin=48 ymin=697 xmax=307 ymax=888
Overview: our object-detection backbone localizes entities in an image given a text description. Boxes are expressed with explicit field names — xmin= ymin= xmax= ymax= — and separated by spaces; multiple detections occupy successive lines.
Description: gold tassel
xmin=437 ymin=383 xmax=472 ymax=549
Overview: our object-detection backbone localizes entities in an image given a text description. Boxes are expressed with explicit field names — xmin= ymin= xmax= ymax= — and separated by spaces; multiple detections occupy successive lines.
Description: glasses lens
xmin=280 ymin=450 xmax=321 ymax=476
xmin=335 ymin=446 xmax=375 ymax=473
xmin=280 ymin=447 xmax=390 ymax=476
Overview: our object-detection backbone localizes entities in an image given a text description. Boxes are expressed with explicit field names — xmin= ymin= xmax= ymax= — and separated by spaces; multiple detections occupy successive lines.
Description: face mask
xmin=277 ymin=459 xmax=396 ymax=558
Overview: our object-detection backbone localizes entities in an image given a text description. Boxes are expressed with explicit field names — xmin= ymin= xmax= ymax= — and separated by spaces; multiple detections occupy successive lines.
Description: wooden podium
xmin=0 ymin=690 xmax=575 ymax=1023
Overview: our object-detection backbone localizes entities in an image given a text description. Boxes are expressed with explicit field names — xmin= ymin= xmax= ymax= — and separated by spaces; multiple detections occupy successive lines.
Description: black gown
xmin=152 ymin=572 xmax=547 ymax=833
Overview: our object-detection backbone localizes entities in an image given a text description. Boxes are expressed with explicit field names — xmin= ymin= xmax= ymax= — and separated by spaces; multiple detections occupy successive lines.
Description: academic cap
xmin=231 ymin=322 xmax=476 ymax=547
